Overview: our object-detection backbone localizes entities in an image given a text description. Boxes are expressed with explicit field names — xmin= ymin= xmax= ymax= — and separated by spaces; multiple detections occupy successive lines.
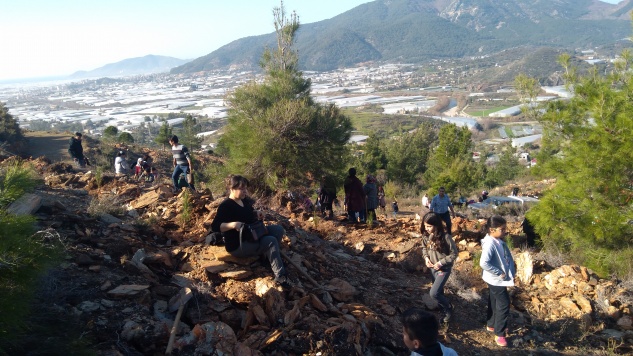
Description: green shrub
xmin=0 ymin=160 xmax=41 ymax=208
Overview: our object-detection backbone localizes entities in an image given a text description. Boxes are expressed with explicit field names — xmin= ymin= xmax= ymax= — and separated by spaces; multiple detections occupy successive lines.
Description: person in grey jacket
xmin=421 ymin=212 xmax=458 ymax=323
xmin=479 ymin=215 xmax=516 ymax=347
xmin=364 ymin=175 xmax=378 ymax=222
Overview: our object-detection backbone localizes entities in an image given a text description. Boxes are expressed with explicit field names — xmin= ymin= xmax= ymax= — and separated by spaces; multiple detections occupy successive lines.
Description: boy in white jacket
xmin=479 ymin=215 xmax=516 ymax=347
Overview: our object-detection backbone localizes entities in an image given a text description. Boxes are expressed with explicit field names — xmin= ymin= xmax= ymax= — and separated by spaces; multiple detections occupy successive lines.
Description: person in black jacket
xmin=68 ymin=132 xmax=86 ymax=167
xmin=211 ymin=175 xmax=291 ymax=288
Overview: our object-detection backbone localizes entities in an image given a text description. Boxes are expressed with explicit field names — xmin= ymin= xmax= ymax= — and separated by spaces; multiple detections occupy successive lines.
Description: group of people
xmin=69 ymin=132 xmax=197 ymax=192
xmin=343 ymin=168 xmax=393 ymax=223
xmin=71 ymin=131 xmax=516 ymax=353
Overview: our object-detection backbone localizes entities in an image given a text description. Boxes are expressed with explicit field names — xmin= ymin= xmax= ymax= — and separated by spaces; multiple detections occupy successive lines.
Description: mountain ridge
xmin=171 ymin=0 xmax=633 ymax=74
xmin=71 ymin=54 xmax=189 ymax=79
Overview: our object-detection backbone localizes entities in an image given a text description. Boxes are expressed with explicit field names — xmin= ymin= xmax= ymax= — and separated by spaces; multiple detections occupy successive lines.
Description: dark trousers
xmin=487 ymin=284 xmax=510 ymax=337
xmin=430 ymin=268 xmax=452 ymax=312
xmin=229 ymin=224 xmax=286 ymax=279
xmin=438 ymin=211 xmax=452 ymax=234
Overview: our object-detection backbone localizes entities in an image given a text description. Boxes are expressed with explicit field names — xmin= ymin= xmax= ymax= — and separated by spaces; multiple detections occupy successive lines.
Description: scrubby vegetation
xmin=0 ymin=160 xmax=65 ymax=352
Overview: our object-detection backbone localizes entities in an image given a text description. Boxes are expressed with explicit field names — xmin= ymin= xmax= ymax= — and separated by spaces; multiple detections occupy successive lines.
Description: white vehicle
xmin=469 ymin=195 xmax=539 ymax=210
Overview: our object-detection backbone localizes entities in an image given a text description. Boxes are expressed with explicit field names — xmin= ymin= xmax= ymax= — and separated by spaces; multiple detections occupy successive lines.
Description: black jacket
xmin=68 ymin=137 xmax=83 ymax=159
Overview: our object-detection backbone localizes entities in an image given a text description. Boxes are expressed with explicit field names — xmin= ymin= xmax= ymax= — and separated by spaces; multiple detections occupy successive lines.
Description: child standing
xmin=421 ymin=212 xmax=458 ymax=324
xmin=392 ymin=201 xmax=399 ymax=218
xmin=480 ymin=215 xmax=516 ymax=347
xmin=401 ymin=308 xmax=458 ymax=356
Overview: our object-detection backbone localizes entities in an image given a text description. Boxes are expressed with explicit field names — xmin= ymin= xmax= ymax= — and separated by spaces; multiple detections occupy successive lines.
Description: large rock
xmin=515 ymin=252 xmax=533 ymax=285
xmin=7 ymin=193 xmax=42 ymax=215
xmin=326 ymin=278 xmax=357 ymax=302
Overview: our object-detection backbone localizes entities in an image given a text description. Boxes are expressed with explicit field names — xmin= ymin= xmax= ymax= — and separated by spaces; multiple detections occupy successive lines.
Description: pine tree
xmin=154 ymin=121 xmax=172 ymax=150
xmin=218 ymin=2 xmax=352 ymax=191
xmin=527 ymin=55 xmax=633 ymax=275
xmin=0 ymin=102 xmax=23 ymax=150
xmin=180 ymin=115 xmax=202 ymax=150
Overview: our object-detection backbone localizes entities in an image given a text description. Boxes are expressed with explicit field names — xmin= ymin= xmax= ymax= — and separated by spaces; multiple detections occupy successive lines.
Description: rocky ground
xmin=4 ymin=156 xmax=633 ymax=355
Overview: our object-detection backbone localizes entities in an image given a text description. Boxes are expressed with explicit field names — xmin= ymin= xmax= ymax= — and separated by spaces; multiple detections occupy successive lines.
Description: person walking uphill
xmin=68 ymin=132 xmax=87 ymax=167
xmin=211 ymin=175 xmax=292 ymax=288
xmin=429 ymin=187 xmax=456 ymax=234
xmin=421 ymin=212 xmax=458 ymax=324
xmin=480 ymin=215 xmax=516 ymax=348
xmin=364 ymin=175 xmax=379 ymax=222
xmin=344 ymin=168 xmax=366 ymax=223
xmin=169 ymin=135 xmax=194 ymax=192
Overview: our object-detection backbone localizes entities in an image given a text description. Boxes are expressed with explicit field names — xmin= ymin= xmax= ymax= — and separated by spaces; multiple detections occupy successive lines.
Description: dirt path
xmin=24 ymin=131 xmax=72 ymax=163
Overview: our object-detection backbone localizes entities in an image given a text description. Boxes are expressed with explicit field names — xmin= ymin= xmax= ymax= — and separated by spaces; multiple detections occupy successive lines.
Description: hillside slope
xmin=4 ymin=153 xmax=632 ymax=354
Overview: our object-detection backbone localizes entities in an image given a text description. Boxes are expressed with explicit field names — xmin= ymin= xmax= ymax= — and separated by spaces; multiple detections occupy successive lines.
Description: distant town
xmin=0 ymin=48 xmax=618 ymax=154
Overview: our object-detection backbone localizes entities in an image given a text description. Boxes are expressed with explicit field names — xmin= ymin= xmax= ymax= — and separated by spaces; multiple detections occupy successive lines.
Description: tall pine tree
xmin=218 ymin=2 xmax=352 ymax=191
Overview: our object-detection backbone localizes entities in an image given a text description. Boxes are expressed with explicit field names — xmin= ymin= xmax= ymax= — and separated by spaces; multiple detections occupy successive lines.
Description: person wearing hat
xmin=114 ymin=150 xmax=128 ymax=176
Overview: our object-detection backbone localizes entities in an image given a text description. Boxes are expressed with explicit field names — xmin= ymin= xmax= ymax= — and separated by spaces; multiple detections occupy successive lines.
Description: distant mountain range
xmin=171 ymin=0 xmax=633 ymax=74
xmin=71 ymin=54 xmax=189 ymax=79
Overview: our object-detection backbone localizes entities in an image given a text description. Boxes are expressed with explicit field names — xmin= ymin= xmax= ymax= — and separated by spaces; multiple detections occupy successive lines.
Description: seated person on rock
xmin=210 ymin=175 xmax=291 ymax=288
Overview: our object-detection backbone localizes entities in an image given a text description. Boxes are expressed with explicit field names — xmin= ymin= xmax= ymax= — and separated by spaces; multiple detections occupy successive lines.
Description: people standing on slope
xmin=317 ymin=175 xmax=337 ymax=219
xmin=377 ymin=185 xmax=386 ymax=214
xmin=169 ymin=135 xmax=194 ymax=192
xmin=344 ymin=168 xmax=366 ymax=223
xmin=114 ymin=150 xmax=128 ymax=176
xmin=480 ymin=215 xmax=516 ymax=348
xmin=68 ymin=132 xmax=88 ymax=167
xmin=429 ymin=187 xmax=456 ymax=234
xmin=364 ymin=174 xmax=378 ymax=222
xmin=422 ymin=193 xmax=430 ymax=209
xmin=421 ymin=212 xmax=458 ymax=324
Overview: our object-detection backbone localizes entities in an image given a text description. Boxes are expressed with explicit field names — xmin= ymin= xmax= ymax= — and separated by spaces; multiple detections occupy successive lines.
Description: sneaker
xmin=486 ymin=326 xmax=495 ymax=332
xmin=442 ymin=303 xmax=454 ymax=323
xmin=274 ymin=275 xmax=293 ymax=289
xmin=495 ymin=336 xmax=508 ymax=347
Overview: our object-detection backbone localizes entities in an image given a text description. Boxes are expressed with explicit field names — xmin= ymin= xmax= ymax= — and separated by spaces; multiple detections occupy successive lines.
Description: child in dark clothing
xmin=392 ymin=201 xmax=399 ymax=218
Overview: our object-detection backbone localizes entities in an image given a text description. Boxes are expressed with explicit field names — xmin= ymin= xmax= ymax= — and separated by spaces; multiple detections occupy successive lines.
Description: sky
xmin=0 ymin=0 xmax=624 ymax=81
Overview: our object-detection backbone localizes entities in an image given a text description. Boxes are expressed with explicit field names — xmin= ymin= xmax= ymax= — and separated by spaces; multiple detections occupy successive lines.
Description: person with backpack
xmin=421 ymin=212 xmax=458 ymax=324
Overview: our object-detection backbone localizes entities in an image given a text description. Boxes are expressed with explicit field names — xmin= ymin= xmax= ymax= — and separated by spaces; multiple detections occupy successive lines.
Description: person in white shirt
xmin=401 ymin=308 xmax=458 ymax=356
xmin=114 ymin=150 xmax=128 ymax=176
xmin=479 ymin=215 xmax=516 ymax=348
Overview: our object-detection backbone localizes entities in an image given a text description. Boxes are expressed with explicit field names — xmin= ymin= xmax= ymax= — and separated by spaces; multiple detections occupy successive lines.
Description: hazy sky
xmin=0 ymin=0 xmax=624 ymax=81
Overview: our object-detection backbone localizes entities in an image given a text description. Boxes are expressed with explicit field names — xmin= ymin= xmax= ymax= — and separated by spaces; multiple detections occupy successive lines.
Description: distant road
xmin=24 ymin=131 xmax=71 ymax=163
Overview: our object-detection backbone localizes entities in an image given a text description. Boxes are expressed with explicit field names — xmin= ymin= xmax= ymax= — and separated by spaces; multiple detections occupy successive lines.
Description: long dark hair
xmin=486 ymin=215 xmax=506 ymax=231
xmin=421 ymin=212 xmax=448 ymax=253
xmin=226 ymin=175 xmax=249 ymax=190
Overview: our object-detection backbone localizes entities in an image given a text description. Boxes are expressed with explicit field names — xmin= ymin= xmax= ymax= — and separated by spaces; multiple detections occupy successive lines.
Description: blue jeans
xmin=229 ymin=224 xmax=286 ymax=279
xmin=172 ymin=164 xmax=189 ymax=189
xmin=430 ymin=268 xmax=452 ymax=312
xmin=487 ymin=284 xmax=510 ymax=337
